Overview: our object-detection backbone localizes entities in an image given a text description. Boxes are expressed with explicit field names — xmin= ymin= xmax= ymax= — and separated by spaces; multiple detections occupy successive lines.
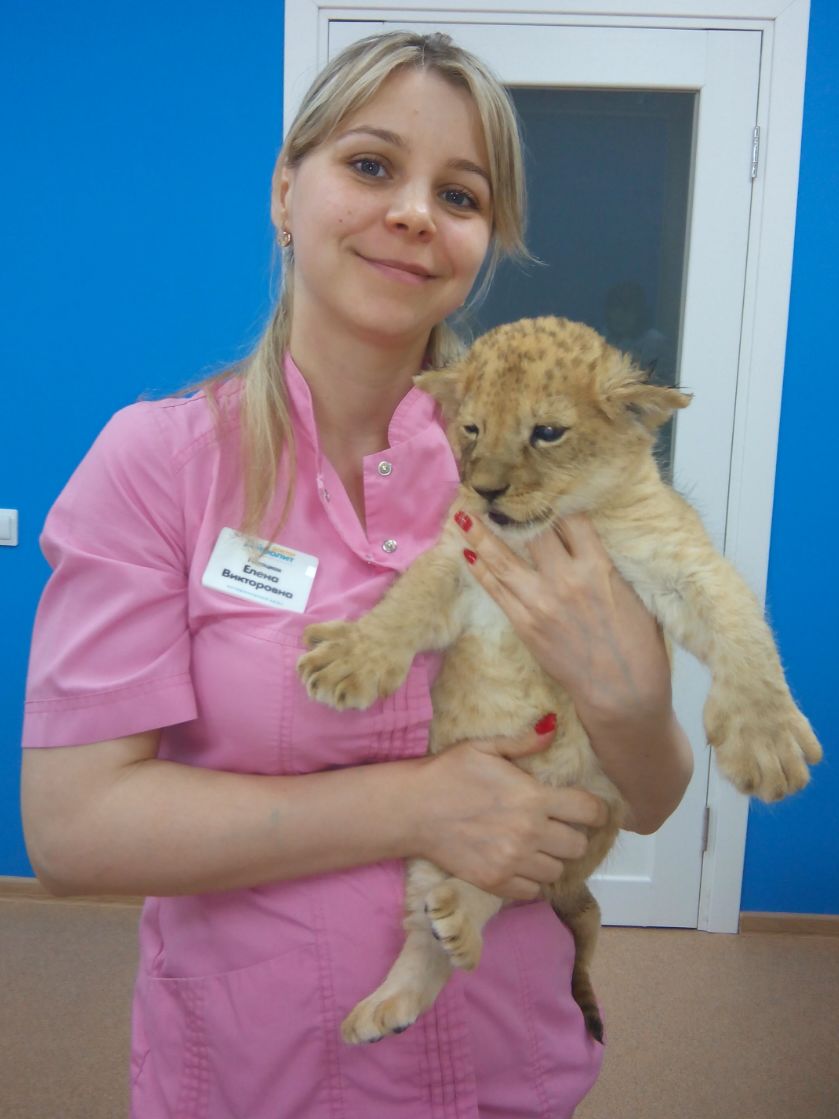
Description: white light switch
xmin=0 ymin=509 xmax=18 ymax=546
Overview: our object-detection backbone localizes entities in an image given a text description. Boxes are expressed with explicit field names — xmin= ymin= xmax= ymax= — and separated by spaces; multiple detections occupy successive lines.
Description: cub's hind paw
xmin=296 ymin=621 xmax=408 ymax=710
xmin=341 ymin=989 xmax=423 ymax=1045
xmin=425 ymin=883 xmax=483 ymax=971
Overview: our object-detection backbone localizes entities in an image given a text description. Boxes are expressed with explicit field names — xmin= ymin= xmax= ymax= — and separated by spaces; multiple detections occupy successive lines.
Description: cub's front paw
xmin=705 ymin=686 xmax=822 ymax=802
xmin=296 ymin=620 xmax=409 ymax=710
xmin=425 ymin=882 xmax=483 ymax=970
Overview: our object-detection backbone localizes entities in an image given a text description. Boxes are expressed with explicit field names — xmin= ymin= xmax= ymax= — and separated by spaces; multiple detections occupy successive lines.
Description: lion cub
xmin=297 ymin=316 xmax=822 ymax=1046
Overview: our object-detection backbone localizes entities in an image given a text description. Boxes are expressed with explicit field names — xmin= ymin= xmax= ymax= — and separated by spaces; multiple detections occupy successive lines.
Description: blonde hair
xmin=205 ymin=30 xmax=527 ymax=535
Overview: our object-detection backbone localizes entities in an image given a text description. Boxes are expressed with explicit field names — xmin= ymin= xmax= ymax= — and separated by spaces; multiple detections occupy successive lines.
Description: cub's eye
xmin=530 ymin=425 xmax=568 ymax=446
xmin=463 ymin=424 xmax=479 ymax=437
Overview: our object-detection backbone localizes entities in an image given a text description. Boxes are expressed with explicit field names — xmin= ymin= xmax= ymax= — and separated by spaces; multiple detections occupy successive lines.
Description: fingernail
xmin=534 ymin=713 xmax=557 ymax=735
xmin=454 ymin=510 xmax=473 ymax=532
xmin=463 ymin=548 xmax=478 ymax=565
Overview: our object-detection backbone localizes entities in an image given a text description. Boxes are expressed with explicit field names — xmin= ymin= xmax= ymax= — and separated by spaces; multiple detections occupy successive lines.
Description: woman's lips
xmin=359 ymin=255 xmax=434 ymax=285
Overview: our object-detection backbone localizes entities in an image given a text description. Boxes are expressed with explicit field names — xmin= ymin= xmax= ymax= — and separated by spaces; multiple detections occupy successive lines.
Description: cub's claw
xmin=296 ymin=621 xmax=409 ymax=710
xmin=341 ymin=991 xmax=422 ymax=1045
xmin=425 ymin=883 xmax=483 ymax=971
xmin=705 ymin=690 xmax=822 ymax=803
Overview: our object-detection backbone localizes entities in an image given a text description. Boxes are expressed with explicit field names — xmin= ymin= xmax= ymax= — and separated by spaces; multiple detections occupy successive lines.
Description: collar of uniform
xmin=283 ymin=353 xmax=318 ymax=453
xmin=283 ymin=352 xmax=438 ymax=450
xmin=283 ymin=352 xmax=458 ymax=572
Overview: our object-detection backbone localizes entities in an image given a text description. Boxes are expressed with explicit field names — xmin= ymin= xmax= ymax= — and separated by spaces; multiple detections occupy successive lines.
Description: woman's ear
xmin=271 ymin=160 xmax=293 ymax=234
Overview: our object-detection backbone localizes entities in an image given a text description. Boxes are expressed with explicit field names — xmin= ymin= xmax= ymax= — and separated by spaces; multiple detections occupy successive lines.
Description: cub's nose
xmin=473 ymin=484 xmax=509 ymax=504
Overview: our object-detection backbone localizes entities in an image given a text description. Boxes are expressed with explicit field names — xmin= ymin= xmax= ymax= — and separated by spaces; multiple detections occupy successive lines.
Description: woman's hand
xmin=414 ymin=726 xmax=608 ymax=900
xmin=458 ymin=511 xmax=671 ymax=721
xmin=455 ymin=512 xmax=694 ymax=834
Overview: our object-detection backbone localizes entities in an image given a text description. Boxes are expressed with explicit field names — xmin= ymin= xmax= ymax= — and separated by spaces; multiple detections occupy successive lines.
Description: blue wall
xmin=741 ymin=0 xmax=839 ymax=913
xmin=1 ymin=3 xmax=836 ymax=914
xmin=0 ymin=0 xmax=284 ymax=871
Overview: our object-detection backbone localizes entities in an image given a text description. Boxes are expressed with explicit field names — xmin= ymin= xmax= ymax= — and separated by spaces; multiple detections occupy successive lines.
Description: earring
xmin=280 ymin=229 xmax=292 ymax=248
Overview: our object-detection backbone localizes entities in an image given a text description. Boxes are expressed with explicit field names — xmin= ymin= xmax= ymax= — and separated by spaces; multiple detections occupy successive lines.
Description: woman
xmin=21 ymin=31 xmax=693 ymax=1119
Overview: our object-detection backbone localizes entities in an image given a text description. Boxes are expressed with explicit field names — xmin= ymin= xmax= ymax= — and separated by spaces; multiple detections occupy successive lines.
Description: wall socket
xmin=0 ymin=509 xmax=19 ymax=546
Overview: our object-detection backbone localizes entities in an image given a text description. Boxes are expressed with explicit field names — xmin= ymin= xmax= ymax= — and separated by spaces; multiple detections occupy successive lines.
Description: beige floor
xmin=576 ymin=924 xmax=839 ymax=1119
xmin=2 ymin=897 xmax=837 ymax=1118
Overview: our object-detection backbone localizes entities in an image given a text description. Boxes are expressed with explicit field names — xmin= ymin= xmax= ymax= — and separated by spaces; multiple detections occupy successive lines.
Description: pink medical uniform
xmin=23 ymin=356 xmax=603 ymax=1118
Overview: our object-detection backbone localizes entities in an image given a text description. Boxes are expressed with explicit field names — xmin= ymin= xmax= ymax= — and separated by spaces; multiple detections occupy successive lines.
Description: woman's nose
xmin=386 ymin=184 xmax=436 ymax=239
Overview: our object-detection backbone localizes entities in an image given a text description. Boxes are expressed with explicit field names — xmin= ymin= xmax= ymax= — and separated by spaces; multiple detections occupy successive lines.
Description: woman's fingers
xmin=551 ymin=512 xmax=606 ymax=557
xmin=546 ymin=515 xmax=576 ymax=558
xmin=460 ymin=513 xmax=530 ymax=584
xmin=500 ymin=824 xmax=598 ymax=898
xmin=504 ymin=877 xmax=543 ymax=902
xmin=547 ymin=787 xmax=610 ymax=830
xmin=533 ymin=515 xmax=615 ymax=580
xmin=461 ymin=531 xmax=539 ymax=625
xmin=458 ymin=509 xmax=612 ymax=586
xmin=457 ymin=514 xmax=554 ymax=626
xmin=456 ymin=510 xmax=607 ymax=611
xmin=519 ymin=851 xmax=567 ymax=884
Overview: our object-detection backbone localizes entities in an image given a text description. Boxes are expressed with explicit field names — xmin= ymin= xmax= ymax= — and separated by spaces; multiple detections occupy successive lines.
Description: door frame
xmin=282 ymin=0 xmax=812 ymax=933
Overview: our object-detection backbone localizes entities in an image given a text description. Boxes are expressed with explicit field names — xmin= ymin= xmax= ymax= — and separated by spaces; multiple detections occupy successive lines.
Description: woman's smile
xmin=356 ymin=252 xmax=437 ymax=285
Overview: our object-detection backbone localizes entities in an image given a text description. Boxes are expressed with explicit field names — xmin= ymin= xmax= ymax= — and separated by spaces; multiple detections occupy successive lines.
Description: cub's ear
xmin=414 ymin=360 xmax=469 ymax=417
xmin=598 ymin=354 xmax=692 ymax=430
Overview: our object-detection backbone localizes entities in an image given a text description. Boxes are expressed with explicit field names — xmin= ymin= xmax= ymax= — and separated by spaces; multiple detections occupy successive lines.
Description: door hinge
xmin=750 ymin=125 xmax=761 ymax=180
xmin=701 ymin=805 xmax=711 ymax=854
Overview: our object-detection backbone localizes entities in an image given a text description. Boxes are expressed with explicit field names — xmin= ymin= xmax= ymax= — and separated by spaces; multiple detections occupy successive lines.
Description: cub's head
xmin=415 ymin=316 xmax=691 ymax=532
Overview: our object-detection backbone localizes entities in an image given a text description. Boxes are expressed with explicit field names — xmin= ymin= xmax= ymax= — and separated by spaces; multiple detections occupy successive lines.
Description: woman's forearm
xmin=22 ymin=737 xmax=428 ymax=897
xmin=22 ymin=728 xmax=610 ymax=901
xmin=578 ymin=704 xmax=694 ymax=834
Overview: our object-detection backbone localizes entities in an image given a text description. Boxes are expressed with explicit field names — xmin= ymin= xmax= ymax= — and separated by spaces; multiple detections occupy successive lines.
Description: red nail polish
xmin=463 ymin=548 xmax=478 ymax=565
xmin=454 ymin=510 xmax=473 ymax=532
xmin=534 ymin=713 xmax=557 ymax=735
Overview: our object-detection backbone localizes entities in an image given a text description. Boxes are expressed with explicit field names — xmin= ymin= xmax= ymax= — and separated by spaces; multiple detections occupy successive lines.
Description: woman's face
xmin=275 ymin=66 xmax=493 ymax=354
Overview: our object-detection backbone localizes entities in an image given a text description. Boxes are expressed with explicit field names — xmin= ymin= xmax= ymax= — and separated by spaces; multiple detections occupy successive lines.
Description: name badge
xmin=202 ymin=527 xmax=318 ymax=614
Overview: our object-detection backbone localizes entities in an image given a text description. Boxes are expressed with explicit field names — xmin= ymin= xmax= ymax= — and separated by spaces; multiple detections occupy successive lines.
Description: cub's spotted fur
xmin=297 ymin=316 xmax=822 ymax=1046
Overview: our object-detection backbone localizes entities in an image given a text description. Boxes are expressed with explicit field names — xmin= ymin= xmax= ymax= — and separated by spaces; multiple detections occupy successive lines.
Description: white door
xmin=317 ymin=18 xmax=762 ymax=927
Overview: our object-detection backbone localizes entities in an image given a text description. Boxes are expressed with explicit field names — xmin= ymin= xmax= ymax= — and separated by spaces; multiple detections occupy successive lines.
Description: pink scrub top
xmin=23 ymin=356 xmax=603 ymax=1118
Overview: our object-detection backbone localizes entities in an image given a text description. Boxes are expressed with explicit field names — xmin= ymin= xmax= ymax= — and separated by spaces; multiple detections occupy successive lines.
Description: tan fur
xmin=296 ymin=316 xmax=822 ymax=1045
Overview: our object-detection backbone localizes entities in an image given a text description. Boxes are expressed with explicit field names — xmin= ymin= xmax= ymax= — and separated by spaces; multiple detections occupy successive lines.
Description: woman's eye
xmin=352 ymin=157 xmax=387 ymax=178
xmin=463 ymin=423 xmax=479 ymax=437
xmin=530 ymin=425 xmax=568 ymax=446
xmin=441 ymin=188 xmax=478 ymax=210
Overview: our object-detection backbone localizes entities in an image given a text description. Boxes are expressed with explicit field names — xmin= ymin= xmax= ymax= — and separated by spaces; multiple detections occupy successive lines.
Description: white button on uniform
xmin=377 ymin=461 xmax=393 ymax=477
xmin=382 ymin=539 xmax=398 ymax=554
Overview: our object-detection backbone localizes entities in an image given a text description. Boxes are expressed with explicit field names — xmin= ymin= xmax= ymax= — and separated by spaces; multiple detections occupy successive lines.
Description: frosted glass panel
xmin=473 ymin=89 xmax=696 ymax=472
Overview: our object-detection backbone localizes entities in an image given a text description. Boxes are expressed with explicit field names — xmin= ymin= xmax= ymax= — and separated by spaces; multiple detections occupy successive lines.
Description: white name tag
xmin=202 ymin=527 xmax=318 ymax=614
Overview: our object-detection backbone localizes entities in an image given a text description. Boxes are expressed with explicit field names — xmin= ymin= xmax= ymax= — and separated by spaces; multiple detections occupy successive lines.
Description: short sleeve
xmin=22 ymin=402 xmax=198 ymax=748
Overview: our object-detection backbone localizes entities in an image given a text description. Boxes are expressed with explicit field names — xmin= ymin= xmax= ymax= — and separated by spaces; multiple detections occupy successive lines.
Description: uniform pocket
xmin=267 ymin=614 xmax=434 ymax=775
xmin=133 ymin=945 xmax=326 ymax=1119
xmin=178 ymin=618 xmax=287 ymax=776
xmin=183 ymin=609 xmax=434 ymax=777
